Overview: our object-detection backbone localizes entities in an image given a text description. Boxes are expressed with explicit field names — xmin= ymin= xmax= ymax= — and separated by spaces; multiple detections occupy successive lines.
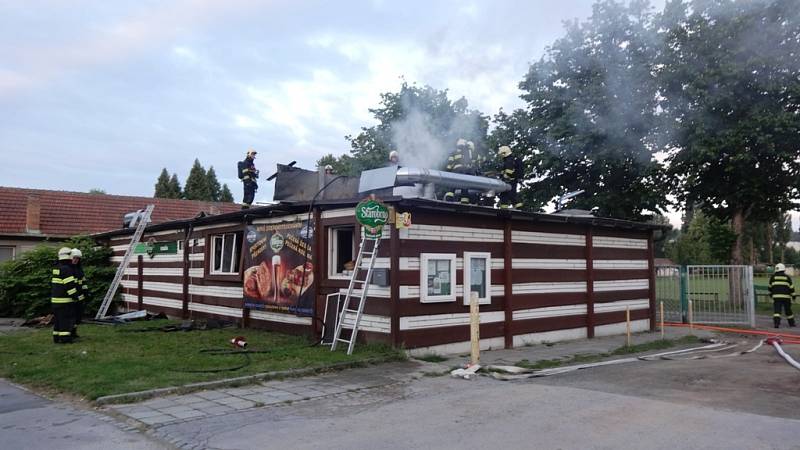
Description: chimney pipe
xmin=26 ymin=195 xmax=41 ymax=234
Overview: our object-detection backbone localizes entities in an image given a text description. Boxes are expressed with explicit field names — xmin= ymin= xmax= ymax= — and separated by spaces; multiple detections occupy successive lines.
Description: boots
xmin=774 ymin=316 xmax=781 ymax=328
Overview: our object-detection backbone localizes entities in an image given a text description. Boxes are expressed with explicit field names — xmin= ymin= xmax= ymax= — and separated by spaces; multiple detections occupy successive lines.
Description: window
xmin=421 ymin=253 xmax=457 ymax=303
xmin=463 ymin=252 xmax=491 ymax=305
xmin=210 ymin=233 xmax=241 ymax=274
xmin=328 ymin=226 xmax=355 ymax=277
xmin=0 ymin=246 xmax=14 ymax=263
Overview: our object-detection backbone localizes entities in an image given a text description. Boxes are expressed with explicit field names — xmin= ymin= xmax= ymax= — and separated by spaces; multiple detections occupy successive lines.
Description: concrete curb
xmin=94 ymin=355 xmax=404 ymax=405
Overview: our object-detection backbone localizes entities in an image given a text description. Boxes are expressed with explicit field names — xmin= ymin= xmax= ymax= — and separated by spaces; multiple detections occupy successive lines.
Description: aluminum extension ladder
xmin=330 ymin=234 xmax=381 ymax=355
xmin=95 ymin=204 xmax=154 ymax=319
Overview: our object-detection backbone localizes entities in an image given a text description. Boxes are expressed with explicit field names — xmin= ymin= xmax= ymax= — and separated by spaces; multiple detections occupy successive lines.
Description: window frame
xmin=463 ymin=252 xmax=492 ymax=305
xmin=0 ymin=245 xmax=15 ymax=262
xmin=420 ymin=253 xmax=457 ymax=303
xmin=328 ymin=225 xmax=356 ymax=280
xmin=204 ymin=229 xmax=243 ymax=281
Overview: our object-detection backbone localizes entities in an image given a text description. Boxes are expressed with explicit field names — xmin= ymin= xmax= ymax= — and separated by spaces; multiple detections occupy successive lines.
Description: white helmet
xmin=58 ymin=247 xmax=72 ymax=260
xmin=467 ymin=141 xmax=475 ymax=151
xmin=70 ymin=248 xmax=82 ymax=259
xmin=456 ymin=138 xmax=468 ymax=148
xmin=498 ymin=145 xmax=512 ymax=157
xmin=389 ymin=150 xmax=399 ymax=160
xmin=775 ymin=263 xmax=786 ymax=272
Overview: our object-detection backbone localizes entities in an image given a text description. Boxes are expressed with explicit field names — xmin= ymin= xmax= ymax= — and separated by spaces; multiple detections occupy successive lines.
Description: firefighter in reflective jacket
xmin=769 ymin=263 xmax=795 ymax=328
xmin=445 ymin=138 xmax=478 ymax=203
xmin=238 ymin=149 xmax=259 ymax=209
xmin=52 ymin=247 xmax=79 ymax=343
xmin=497 ymin=145 xmax=523 ymax=209
xmin=70 ymin=248 xmax=87 ymax=338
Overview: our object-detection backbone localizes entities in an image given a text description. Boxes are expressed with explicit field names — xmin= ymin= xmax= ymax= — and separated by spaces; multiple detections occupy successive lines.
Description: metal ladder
xmin=95 ymin=204 xmax=154 ymax=319
xmin=330 ymin=234 xmax=381 ymax=355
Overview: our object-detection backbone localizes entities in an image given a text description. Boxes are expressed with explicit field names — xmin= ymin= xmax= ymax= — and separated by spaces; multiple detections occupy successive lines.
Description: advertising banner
xmin=355 ymin=198 xmax=389 ymax=238
xmin=242 ymin=220 xmax=314 ymax=315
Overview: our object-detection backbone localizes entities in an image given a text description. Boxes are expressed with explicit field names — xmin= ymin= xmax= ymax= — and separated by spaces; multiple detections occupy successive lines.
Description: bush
xmin=0 ymin=236 xmax=114 ymax=318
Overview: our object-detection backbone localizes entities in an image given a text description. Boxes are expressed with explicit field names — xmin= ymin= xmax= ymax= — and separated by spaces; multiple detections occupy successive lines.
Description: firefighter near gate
xmin=51 ymin=247 xmax=79 ymax=344
xmin=238 ymin=149 xmax=259 ymax=209
xmin=769 ymin=263 xmax=796 ymax=328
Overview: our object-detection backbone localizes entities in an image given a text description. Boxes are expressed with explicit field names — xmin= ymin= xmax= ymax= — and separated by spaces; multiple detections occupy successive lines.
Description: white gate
xmin=657 ymin=265 xmax=755 ymax=327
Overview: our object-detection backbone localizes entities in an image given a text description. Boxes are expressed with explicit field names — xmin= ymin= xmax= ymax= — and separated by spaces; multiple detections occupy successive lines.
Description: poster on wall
xmin=242 ymin=221 xmax=314 ymax=315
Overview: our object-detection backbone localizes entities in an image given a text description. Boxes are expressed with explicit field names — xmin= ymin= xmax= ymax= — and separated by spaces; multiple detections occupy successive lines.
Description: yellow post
xmin=626 ymin=306 xmax=631 ymax=347
xmin=660 ymin=301 xmax=665 ymax=340
xmin=688 ymin=299 xmax=694 ymax=335
xmin=470 ymin=291 xmax=480 ymax=366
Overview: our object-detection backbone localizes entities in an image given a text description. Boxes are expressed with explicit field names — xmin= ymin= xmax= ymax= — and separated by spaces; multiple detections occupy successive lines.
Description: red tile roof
xmin=0 ymin=186 xmax=241 ymax=237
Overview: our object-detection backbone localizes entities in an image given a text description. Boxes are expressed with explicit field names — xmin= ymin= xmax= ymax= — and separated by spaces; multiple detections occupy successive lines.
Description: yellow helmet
xmin=498 ymin=146 xmax=512 ymax=157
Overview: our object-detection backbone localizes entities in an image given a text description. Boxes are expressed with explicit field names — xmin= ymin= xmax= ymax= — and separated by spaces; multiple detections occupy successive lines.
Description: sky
xmin=3 ymin=0 xmax=796 ymax=230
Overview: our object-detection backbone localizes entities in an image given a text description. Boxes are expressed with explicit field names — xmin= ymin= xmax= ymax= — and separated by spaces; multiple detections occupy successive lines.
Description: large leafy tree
xmin=494 ymin=0 xmax=668 ymax=220
xmin=321 ymin=82 xmax=489 ymax=175
xmin=657 ymin=0 xmax=800 ymax=263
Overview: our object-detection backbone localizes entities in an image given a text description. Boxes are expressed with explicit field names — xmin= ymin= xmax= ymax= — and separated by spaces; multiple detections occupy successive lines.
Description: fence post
xmin=680 ymin=265 xmax=689 ymax=324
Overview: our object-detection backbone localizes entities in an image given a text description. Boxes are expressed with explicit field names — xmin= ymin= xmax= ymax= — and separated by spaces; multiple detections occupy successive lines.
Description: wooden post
xmin=503 ymin=219 xmax=513 ymax=348
xmin=470 ymin=291 xmax=480 ymax=366
xmin=626 ymin=306 xmax=631 ymax=347
xmin=137 ymin=255 xmax=143 ymax=310
xmin=182 ymin=226 xmax=191 ymax=319
xmin=660 ymin=301 xmax=665 ymax=340
xmin=586 ymin=227 xmax=595 ymax=338
xmin=647 ymin=232 xmax=656 ymax=331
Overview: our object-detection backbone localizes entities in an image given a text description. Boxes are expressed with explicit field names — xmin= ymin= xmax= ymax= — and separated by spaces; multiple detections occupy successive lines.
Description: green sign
xmin=356 ymin=198 xmax=389 ymax=238
xmin=133 ymin=241 xmax=178 ymax=257
xmin=133 ymin=243 xmax=152 ymax=254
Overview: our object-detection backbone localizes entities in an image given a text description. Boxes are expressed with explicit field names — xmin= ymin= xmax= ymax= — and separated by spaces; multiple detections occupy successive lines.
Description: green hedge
xmin=0 ymin=236 xmax=115 ymax=318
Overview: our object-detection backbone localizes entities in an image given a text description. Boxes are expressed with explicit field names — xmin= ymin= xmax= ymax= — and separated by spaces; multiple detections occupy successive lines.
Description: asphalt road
xmin=0 ymin=380 xmax=167 ymax=450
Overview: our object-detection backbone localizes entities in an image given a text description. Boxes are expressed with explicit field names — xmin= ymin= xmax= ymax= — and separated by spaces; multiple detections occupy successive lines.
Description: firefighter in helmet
xmin=51 ymin=247 xmax=79 ymax=343
xmin=70 ymin=248 xmax=87 ymax=338
xmin=770 ymin=263 xmax=796 ymax=328
xmin=444 ymin=138 xmax=478 ymax=203
xmin=238 ymin=149 xmax=259 ymax=209
xmin=497 ymin=145 xmax=523 ymax=209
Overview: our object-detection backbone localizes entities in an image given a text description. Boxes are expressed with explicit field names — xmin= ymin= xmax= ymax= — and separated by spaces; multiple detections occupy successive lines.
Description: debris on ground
xmin=23 ymin=314 xmax=53 ymax=327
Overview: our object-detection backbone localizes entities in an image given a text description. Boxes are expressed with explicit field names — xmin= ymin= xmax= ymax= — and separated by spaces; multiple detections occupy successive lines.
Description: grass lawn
xmin=0 ymin=320 xmax=403 ymax=400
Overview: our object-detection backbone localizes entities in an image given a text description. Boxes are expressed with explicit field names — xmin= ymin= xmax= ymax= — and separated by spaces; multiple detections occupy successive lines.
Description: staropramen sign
xmin=356 ymin=198 xmax=389 ymax=238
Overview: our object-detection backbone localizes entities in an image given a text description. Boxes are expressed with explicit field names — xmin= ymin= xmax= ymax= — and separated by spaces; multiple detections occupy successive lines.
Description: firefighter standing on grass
xmin=51 ymin=247 xmax=78 ymax=344
xmin=769 ymin=263 xmax=795 ymax=328
xmin=71 ymin=248 xmax=87 ymax=338
xmin=238 ymin=149 xmax=259 ymax=209
xmin=497 ymin=145 xmax=523 ymax=209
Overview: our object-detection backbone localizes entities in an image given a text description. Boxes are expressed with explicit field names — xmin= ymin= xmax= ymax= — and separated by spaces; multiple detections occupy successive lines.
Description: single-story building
xmin=96 ymin=197 xmax=663 ymax=354
xmin=0 ymin=186 xmax=240 ymax=262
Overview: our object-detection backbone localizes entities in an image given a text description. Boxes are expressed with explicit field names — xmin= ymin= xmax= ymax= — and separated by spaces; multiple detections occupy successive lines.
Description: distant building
xmin=0 ymin=186 xmax=240 ymax=262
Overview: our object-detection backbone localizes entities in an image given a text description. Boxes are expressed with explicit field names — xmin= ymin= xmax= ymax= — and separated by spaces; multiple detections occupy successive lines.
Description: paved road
xmin=0 ymin=380 xmax=167 ymax=450
xmin=151 ymin=374 xmax=799 ymax=450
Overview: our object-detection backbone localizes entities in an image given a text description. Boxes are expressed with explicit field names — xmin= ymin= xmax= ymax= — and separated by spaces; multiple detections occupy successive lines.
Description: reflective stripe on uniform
xmin=51 ymin=276 xmax=75 ymax=284
xmin=771 ymin=281 xmax=792 ymax=287
xmin=773 ymin=294 xmax=793 ymax=299
xmin=51 ymin=297 xmax=74 ymax=304
xmin=52 ymin=269 xmax=60 ymax=275
xmin=774 ymin=313 xmax=782 ymax=317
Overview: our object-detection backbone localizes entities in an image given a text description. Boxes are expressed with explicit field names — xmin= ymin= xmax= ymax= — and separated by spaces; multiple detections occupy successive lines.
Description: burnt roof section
xmin=94 ymin=197 xmax=665 ymax=239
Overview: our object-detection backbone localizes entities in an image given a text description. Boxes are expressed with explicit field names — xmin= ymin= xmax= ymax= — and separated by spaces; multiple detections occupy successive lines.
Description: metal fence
xmin=656 ymin=265 xmax=755 ymax=327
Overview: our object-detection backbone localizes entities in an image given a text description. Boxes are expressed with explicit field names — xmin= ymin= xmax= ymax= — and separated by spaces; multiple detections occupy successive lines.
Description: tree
xmin=167 ymin=173 xmax=182 ymax=199
xmin=493 ymin=0 xmax=668 ymax=219
xmin=666 ymin=210 xmax=736 ymax=265
xmin=322 ymin=82 xmax=490 ymax=175
xmin=219 ymin=184 xmax=234 ymax=202
xmin=183 ymin=159 xmax=211 ymax=201
xmin=88 ymin=188 xmax=106 ymax=195
xmin=154 ymin=168 xmax=171 ymax=198
xmin=657 ymin=0 xmax=800 ymax=263
xmin=206 ymin=166 xmax=221 ymax=201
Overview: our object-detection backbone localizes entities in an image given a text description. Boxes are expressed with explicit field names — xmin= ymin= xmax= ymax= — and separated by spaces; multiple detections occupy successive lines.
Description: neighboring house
xmin=96 ymin=198 xmax=664 ymax=353
xmin=0 ymin=186 xmax=240 ymax=262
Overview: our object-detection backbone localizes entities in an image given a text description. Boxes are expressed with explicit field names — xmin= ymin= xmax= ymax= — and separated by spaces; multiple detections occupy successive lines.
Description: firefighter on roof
xmin=770 ymin=263 xmax=795 ymax=328
xmin=238 ymin=149 xmax=259 ymax=209
xmin=497 ymin=145 xmax=523 ymax=209
xmin=52 ymin=247 xmax=79 ymax=344
xmin=445 ymin=138 xmax=478 ymax=203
